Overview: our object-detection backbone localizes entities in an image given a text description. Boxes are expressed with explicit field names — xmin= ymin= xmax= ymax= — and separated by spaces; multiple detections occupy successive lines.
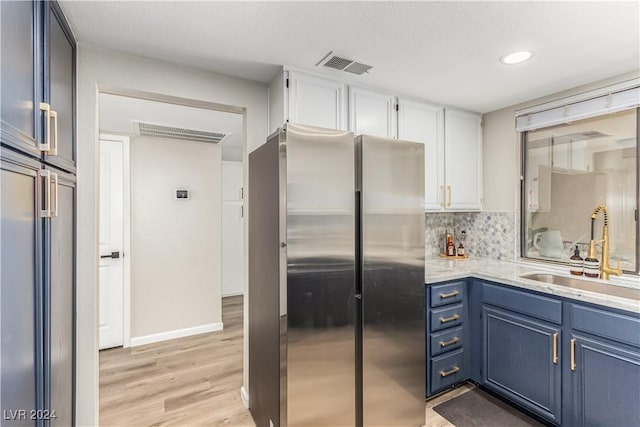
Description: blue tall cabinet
xmin=1 ymin=1 xmax=76 ymax=425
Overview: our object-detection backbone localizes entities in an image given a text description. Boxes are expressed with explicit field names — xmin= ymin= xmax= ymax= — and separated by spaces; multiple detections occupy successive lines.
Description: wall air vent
xmin=316 ymin=51 xmax=372 ymax=75
xmin=132 ymin=121 xmax=228 ymax=144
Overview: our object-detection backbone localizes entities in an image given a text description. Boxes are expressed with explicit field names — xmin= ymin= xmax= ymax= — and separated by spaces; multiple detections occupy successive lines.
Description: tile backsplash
xmin=425 ymin=211 xmax=517 ymax=260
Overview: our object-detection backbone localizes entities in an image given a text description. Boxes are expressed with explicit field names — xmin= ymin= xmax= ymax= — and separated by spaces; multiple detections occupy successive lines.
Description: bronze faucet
xmin=589 ymin=205 xmax=622 ymax=280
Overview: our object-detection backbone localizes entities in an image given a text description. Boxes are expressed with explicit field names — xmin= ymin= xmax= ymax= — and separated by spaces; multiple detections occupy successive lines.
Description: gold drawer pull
xmin=570 ymin=338 xmax=577 ymax=371
xmin=440 ymin=290 xmax=460 ymax=299
xmin=439 ymin=314 xmax=460 ymax=324
xmin=552 ymin=332 xmax=559 ymax=364
xmin=440 ymin=337 xmax=460 ymax=348
xmin=440 ymin=366 xmax=460 ymax=377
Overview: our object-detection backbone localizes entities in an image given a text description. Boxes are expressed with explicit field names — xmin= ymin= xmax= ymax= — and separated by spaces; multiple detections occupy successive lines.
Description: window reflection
xmin=523 ymin=109 xmax=638 ymax=273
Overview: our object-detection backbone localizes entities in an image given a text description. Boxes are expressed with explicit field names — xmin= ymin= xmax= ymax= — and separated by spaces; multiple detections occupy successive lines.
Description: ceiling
xmin=61 ymin=1 xmax=639 ymax=113
xmin=99 ymin=94 xmax=244 ymax=161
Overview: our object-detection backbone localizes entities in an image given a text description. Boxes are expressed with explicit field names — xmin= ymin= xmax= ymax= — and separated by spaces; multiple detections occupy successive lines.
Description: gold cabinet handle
xmin=39 ymin=102 xmax=51 ymax=152
xmin=447 ymin=185 xmax=452 ymax=207
xmin=440 ymin=290 xmax=460 ymax=299
xmin=570 ymin=338 xmax=577 ymax=371
xmin=40 ymin=170 xmax=52 ymax=218
xmin=439 ymin=366 xmax=460 ymax=377
xmin=50 ymin=109 xmax=58 ymax=156
xmin=440 ymin=185 xmax=445 ymax=207
xmin=439 ymin=313 xmax=460 ymax=324
xmin=529 ymin=190 xmax=533 ymax=208
xmin=552 ymin=332 xmax=559 ymax=364
xmin=440 ymin=337 xmax=460 ymax=348
xmin=51 ymin=173 xmax=59 ymax=218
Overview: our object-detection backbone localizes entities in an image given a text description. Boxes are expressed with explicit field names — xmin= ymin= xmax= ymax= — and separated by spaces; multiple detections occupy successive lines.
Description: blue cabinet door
xmin=571 ymin=334 xmax=640 ymax=427
xmin=0 ymin=0 xmax=42 ymax=158
xmin=44 ymin=167 xmax=76 ymax=427
xmin=483 ymin=306 xmax=562 ymax=425
xmin=1 ymin=151 xmax=43 ymax=426
xmin=42 ymin=1 xmax=76 ymax=173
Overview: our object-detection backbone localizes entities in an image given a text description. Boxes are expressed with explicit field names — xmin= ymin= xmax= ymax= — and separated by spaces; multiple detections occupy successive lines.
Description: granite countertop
xmin=425 ymin=256 xmax=640 ymax=314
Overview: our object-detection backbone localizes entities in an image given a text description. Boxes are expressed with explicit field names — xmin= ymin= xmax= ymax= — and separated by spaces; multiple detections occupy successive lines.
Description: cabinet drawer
xmin=431 ymin=349 xmax=465 ymax=392
xmin=430 ymin=326 xmax=464 ymax=357
xmin=571 ymin=304 xmax=640 ymax=348
xmin=431 ymin=304 xmax=463 ymax=332
xmin=430 ymin=281 xmax=465 ymax=307
xmin=482 ymin=282 xmax=562 ymax=324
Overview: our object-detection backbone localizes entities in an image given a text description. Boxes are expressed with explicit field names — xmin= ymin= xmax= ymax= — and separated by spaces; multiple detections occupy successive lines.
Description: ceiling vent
xmin=132 ymin=121 xmax=228 ymax=144
xmin=316 ymin=51 xmax=373 ymax=75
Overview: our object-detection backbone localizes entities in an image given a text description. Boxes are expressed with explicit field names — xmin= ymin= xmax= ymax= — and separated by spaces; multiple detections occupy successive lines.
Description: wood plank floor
xmin=99 ymin=295 xmax=254 ymax=426
xmin=100 ymin=295 xmax=473 ymax=426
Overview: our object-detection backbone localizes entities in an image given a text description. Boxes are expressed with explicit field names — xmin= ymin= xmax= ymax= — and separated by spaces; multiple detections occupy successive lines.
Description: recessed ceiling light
xmin=500 ymin=51 xmax=533 ymax=65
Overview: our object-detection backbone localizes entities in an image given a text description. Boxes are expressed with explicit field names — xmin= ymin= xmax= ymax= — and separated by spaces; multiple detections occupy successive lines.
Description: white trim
xmin=240 ymin=386 xmax=250 ymax=409
xmin=222 ymin=291 xmax=244 ymax=297
xmin=130 ymin=322 xmax=224 ymax=347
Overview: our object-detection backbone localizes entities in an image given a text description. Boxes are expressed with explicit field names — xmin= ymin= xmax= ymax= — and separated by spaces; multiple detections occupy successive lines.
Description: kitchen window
xmin=520 ymin=106 xmax=639 ymax=274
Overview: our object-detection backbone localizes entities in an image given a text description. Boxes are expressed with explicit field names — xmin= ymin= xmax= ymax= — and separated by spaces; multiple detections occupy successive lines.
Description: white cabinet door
xmin=444 ymin=109 xmax=483 ymax=211
xmin=349 ymin=86 xmax=397 ymax=138
xmin=398 ymin=98 xmax=444 ymax=210
xmin=287 ymin=71 xmax=346 ymax=130
xmin=222 ymin=161 xmax=244 ymax=296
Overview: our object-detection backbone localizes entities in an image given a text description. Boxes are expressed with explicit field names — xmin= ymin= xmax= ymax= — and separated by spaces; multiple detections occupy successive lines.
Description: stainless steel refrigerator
xmin=249 ymin=123 xmax=425 ymax=427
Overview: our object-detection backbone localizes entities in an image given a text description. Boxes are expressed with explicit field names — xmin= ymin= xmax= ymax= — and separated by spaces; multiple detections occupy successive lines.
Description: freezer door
xmin=359 ymin=136 xmax=425 ymax=427
xmin=284 ymin=123 xmax=356 ymax=427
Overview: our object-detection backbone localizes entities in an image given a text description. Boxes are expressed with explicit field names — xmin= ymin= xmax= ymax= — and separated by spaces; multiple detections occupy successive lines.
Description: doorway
xmin=96 ymin=91 xmax=250 ymax=424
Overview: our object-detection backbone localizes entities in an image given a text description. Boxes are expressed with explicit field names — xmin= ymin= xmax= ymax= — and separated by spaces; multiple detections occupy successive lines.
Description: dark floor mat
xmin=433 ymin=388 xmax=545 ymax=427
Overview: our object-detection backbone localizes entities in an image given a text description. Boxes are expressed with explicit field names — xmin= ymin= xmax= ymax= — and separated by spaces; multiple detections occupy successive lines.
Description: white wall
xmin=481 ymin=70 xmax=640 ymax=213
xmin=130 ymin=137 xmax=222 ymax=340
xmin=76 ymin=44 xmax=268 ymax=426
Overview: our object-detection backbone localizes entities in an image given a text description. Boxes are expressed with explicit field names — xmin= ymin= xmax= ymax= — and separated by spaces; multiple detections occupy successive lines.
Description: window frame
xmin=519 ymin=108 xmax=640 ymax=275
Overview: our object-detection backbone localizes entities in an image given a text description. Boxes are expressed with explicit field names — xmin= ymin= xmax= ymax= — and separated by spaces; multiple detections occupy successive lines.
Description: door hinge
xmin=395 ymin=104 xmax=399 ymax=112
xmin=286 ymin=78 xmax=289 ymax=89
xmin=635 ymin=208 xmax=638 ymax=221
xmin=241 ymin=205 xmax=244 ymax=218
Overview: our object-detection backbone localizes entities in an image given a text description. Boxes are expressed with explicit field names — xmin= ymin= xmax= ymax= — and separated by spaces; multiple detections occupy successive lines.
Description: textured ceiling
xmin=61 ymin=1 xmax=639 ymax=113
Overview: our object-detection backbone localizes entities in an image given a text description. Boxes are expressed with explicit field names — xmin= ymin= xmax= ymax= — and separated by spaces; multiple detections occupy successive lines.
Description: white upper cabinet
xmin=397 ymin=98 xmax=444 ymax=210
xmin=444 ymin=109 xmax=483 ymax=211
xmin=287 ymin=71 xmax=346 ymax=130
xmin=349 ymin=86 xmax=397 ymax=139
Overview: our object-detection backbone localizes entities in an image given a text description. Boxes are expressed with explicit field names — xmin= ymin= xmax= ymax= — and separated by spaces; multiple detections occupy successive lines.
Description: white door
xmin=99 ymin=139 xmax=124 ymax=349
xmin=349 ymin=86 xmax=397 ymax=138
xmin=398 ymin=98 xmax=445 ymax=210
xmin=222 ymin=161 xmax=244 ymax=296
xmin=288 ymin=71 xmax=346 ymax=130
xmin=444 ymin=109 xmax=483 ymax=211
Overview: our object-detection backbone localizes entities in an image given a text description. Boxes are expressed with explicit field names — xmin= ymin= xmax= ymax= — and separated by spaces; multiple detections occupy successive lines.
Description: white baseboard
xmin=130 ymin=322 xmax=224 ymax=347
xmin=240 ymin=386 xmax=250 ymax=409
xmin=222 ymin=291 xmax=244 ymax=297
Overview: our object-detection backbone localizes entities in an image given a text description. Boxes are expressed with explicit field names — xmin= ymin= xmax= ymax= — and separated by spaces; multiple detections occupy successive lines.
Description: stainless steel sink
xmin=520 ymin=273 xmax=640 ymax=301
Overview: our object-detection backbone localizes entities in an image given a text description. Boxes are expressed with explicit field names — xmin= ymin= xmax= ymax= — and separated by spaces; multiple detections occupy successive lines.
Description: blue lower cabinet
xmin=431 ymin=349 xmax=465 ymax=393
xmin=571 ymin=334 xmax=640 ymax=427
xmin=482 ymin=305 xmax=562 ymax=425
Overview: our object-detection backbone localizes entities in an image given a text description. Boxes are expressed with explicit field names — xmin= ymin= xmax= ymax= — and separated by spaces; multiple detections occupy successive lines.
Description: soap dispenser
xmin=584 ymin=240 xmax=600 ymax=278
xmin=570 ymin=245 xmax=584 ymax=276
